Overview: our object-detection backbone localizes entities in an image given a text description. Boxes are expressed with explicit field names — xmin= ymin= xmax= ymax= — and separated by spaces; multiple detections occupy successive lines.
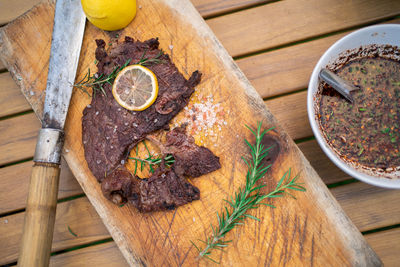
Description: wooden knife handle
xmin=17 ymin=163 xmax=61 ymax=267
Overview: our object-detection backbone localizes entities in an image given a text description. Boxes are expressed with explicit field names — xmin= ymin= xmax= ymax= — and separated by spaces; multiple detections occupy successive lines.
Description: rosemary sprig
xmin=129 ymin=140 xmax=175 ymax=175
xmin=74 ymin=49 xmax=165 ymax=96
xmin=74 ymin=58 xmax=131 ymax=97
xmin=137 ymin=50 xmax=165 ymax=66
xmin=192 ymin=122 xmax=306 ymax=263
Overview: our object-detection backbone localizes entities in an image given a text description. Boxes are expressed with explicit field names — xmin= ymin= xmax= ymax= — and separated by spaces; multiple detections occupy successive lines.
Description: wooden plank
xmin=237 ymin=19 xmax=400 ymax=99
xmin=0 ymin=0 xmax=267 ymax=25
xmin=0 ymin=159 xmax=83 ymax=215
xmin=47 ymin=227 xmax=400 ymax=267
xmin=192 ymin=0 xmax=270 ymax=18
xmin=237 ymin=32 xmax=347 ymax=98
xmin=0 ymin=0 xmax=41 ymax=25
xmin=0 ymin=72 xmax=32 ymax=117
xmin=207 ymin=0 xmax=400 ymax=57
xmin=2 ymin=180 xmax=396 ymax=266
xmin=1 ymin=182 xmax=396 ymax=266
xmin=0 ymin=197 xmax=110 ymax=266
xmin=50 ymin=242 xmax=128 ymax=267
xmin=265 ymin=90 xmax=311 ymax=140
xmin=0 ymin=1 xmax=381 ymax=266
xmin=0 ymin=113 xmax=39 ymax=165
xmin=365 ymin=228 xmax=400 ymax=267
xmin=331 ymin=182 xmax=400 ymax=232
xmin=297 ymin=139 xmax=351 ymax=185
xmin=45 ymin=227 xmax=400 ymax=267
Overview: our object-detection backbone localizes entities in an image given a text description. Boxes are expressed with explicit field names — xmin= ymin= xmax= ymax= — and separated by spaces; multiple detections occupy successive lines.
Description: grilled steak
xmin=82 ymin=37 xmax=201 ymax=181
xmin=161 ymin=124 xmax=221 ymax=177
xmin=101 ymin=166 xmax=200 ymax=212
xmin=82 ymin=37 xmax=220 ymax=212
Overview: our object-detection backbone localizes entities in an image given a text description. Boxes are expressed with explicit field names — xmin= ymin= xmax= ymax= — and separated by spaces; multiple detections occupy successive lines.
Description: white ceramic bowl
xmin=307 ymin=24 xmax=400 ymax=189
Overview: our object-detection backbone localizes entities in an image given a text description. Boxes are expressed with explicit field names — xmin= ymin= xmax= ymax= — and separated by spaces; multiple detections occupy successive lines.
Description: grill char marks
xmin=82 ymin=37 xmax=201 ymax=181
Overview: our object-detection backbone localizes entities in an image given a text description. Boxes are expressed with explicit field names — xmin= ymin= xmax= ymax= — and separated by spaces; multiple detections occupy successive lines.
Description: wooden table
xmin=0 ymin=0 xmax=399 ymax=266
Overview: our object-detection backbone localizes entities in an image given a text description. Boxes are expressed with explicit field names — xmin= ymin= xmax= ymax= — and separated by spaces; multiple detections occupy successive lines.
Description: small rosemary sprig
xmin=74 ymin=58 xmax=131 ymax=97
xmin=129 ymin=140 xmax=175 ymax=175
xmin=74 ymin=50 xmax=165 ymax=96
xmin=192 ymin=122 xmax=306 ymax=263
xmin=137 ymin=50 xmax=165 ymax=66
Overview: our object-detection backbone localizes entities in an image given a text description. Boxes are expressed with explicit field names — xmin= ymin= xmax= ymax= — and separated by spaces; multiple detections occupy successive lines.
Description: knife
xmin=17 ymin=0 xmax=85 ymax=266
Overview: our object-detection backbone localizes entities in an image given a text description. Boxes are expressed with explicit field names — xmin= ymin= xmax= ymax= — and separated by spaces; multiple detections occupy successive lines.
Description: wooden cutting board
xmin=0 ymin=0 xmax=380 ymax=266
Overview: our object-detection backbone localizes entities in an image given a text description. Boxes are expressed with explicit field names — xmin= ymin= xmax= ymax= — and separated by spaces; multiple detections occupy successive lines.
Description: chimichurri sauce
xmin=318 ymin=57 xmax=400 ymax=170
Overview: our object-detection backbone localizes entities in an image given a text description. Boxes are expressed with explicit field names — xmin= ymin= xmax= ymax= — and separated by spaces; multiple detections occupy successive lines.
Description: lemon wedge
xmin=81 ymin=0 xmax=137 ymax=31
xmin=112 ymin=65 xmax=159 ymax=111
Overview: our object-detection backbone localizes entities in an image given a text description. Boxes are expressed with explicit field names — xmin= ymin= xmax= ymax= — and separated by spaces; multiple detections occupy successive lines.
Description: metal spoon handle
xmin=319 ymin=69 xmax=358 ymax=103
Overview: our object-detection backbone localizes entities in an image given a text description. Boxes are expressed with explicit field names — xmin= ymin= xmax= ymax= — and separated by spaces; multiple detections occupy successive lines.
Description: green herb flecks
xmin=129 ymin=140 xmax=175 ymax=175
xmin=136 ymin=50 xmax=166 ymax=66
xmin=192 ymin=122 xmax=306 ymax=263
xmin=392 ymin=81 xmax=400 ymax=86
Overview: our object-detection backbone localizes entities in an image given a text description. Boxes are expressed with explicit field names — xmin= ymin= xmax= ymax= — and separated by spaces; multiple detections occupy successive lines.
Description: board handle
xmin=17 ymin=163 xmax=61 ymax=267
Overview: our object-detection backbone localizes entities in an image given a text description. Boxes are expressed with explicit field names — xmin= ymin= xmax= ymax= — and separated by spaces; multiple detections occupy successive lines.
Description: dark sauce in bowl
xmin=318 ymin=57 xmax=400 ymax=171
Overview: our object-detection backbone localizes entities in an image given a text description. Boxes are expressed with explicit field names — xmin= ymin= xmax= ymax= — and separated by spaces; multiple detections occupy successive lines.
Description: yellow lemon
xmin=81 ymin=0 xmax=137 ymax=31
xmin=112 ymin=65 xmax=159 ymax=111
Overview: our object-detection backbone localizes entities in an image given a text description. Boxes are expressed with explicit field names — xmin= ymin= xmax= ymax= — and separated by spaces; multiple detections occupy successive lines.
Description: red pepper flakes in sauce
xmin=318 ymin=57 xmax=400 ymax=171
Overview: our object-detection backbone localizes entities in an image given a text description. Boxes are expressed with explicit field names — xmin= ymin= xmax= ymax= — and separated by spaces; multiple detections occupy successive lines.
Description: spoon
xmin=319 ymin=68 xmax=360 ymax=103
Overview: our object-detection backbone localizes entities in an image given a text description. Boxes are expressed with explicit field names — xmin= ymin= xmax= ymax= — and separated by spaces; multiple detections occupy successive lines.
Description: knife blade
xmin=42 ymin=0 xmax=86 ymax=129
xmin=17 ymin=1 xmax=86 ymax=266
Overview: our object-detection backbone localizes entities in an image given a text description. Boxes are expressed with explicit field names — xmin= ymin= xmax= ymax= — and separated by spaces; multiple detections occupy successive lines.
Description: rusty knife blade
xmin=42 ymin=0 xmax=86 ymax=129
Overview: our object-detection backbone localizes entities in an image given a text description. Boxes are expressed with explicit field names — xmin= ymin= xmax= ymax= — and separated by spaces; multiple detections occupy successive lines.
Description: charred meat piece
xmin=101 ymin=168 xmax=140 ymax=205
xmin=132 ymin=166 xmax=200 ymax=212
xmin=100 ymin=166 xmax=200 ymax=212
xmin=82 ymin=37 xmax=201 ymax=181
xmin=163 ymin=125 xmax=221 ymax=177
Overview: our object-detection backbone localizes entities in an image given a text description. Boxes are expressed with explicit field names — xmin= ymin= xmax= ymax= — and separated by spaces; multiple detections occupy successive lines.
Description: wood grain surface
xmin=0 ymin=0 xmax=381 ymax=266
xmin=0 ymin=0 xmax=271 ymax=25
xmin=0 ymin=197 xmax=110 ymax=265
xmin=2 ymin=180 xmax=399 ymax=265
xmin=0 ymin=159 xmax=82 ymax=214
xmin=207 ymin=0 xmax=400 ymax=57
xmin=0 ymin=72 xmax=31 ymax=117
xmin=236 ymin=17 xmax=400 ymax=98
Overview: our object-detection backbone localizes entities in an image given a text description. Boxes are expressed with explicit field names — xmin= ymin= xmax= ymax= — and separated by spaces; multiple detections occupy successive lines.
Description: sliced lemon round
xmin=112 ymin=65 xmax=159 ymax=111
